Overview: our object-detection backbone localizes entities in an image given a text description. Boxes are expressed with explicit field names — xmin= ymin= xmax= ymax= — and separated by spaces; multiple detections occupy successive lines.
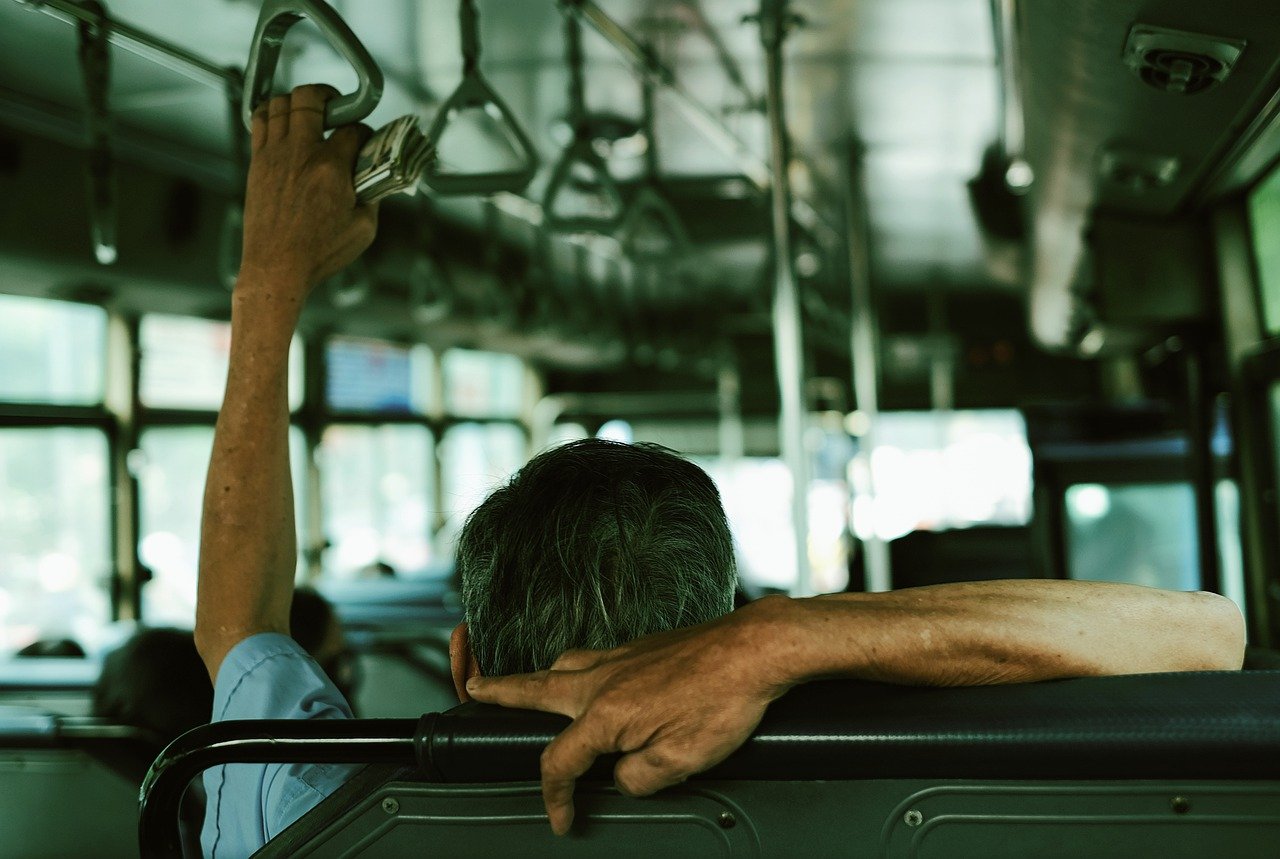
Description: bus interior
xmin=1 ymin=0 xmax=1280 ymax=856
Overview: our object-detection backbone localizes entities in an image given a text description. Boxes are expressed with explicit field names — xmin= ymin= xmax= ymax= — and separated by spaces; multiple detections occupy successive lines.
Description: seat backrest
xmin=0 ymin=707 xmax=164 ymax=859
xmin=248 ymin=671 xmax=1280 ymax=858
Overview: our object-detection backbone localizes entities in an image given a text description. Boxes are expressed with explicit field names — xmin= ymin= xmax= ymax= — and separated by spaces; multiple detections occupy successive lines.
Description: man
xmin=195 ymin=84 xmax=1245 ymax=856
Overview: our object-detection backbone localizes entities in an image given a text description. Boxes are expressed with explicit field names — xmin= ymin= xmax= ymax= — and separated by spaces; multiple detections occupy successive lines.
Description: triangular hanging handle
xmin=617 ymin=185 xmax=691 ymax=262
xmin=422 ymin=73 xmax=540 ymax=196
xmin=242 ymin=0 xmax=384 ymax=131
xmin=542 ymin=137 xmax=625 ymax=234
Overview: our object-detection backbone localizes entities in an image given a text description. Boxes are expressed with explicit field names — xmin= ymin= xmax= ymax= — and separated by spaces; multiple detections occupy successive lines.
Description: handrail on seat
xmin=241 ymin=0 xmax=384 ymax=131
xmin=137 ymin=671 xmax=1280 ymax=858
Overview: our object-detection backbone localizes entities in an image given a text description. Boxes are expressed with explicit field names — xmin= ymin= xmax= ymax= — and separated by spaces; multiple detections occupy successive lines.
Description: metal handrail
xmin=137 ymin=717 xmax=425 ymax=858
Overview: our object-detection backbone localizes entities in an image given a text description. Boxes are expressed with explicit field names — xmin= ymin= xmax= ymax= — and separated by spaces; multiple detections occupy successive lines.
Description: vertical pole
xmin=928 ymin=291 xmax=954 ymax=412
xmin=844 ymin=147 xmax=892 ymax=592
xmin=1185 ymin=347 xmax=1222 ymax=595
xmin=718 ymin=359 xmax=745 ymax=465
xmin=105 ymin=311 xmax=140 ymax=619
xmin=759 ymin=0 xmax=813 ymax=597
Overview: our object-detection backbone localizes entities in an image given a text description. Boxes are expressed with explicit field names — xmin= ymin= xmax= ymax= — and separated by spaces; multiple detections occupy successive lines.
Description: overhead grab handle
xmin=77 ymin=0 xmax=116 ymax=265
xmin=617 ymin=185 xmax=691 ymax=262
xmin=423 ymin=0 xmax=539 ymax=196
xmin=241 ymin=0 xmax=384 ymax=131
xmin=543 ymin=5 xmax=625 ymax=234
xmin=615 ymin=53 xmax=690 ymax=262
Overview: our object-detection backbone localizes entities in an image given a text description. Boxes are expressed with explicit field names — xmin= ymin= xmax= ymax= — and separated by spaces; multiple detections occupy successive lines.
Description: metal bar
xmin=103 ymin=311 xmax=141 ymax=621
xmin=718 ymin=360 xmax=745 ymax=465
xmin=15 ymin=0 xmax=233 ymax=88
xmin=576 ymin=0 xmax=834 ymax=242
xmin=138 ymin=718 xmax=422 ymax=858
xmin=843 ymin=145 xmax=891 ymax=592
xmin=1211 ymin=204 xmax=1275 ymax=646
xmin=1185 ymin=348 xmax=1222 ymax=596
xmin=759 ymin=0 xmax=812 ymax=598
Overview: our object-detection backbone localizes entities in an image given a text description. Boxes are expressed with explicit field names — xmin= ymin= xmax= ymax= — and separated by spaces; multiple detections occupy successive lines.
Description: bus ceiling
xmin=1 ymin=1 xmax=1280 ymax=367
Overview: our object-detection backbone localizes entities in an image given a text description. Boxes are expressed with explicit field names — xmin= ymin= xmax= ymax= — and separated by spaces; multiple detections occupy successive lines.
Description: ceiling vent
xmin=1122 ymin=25 xmax=1245 ymax=95
xmin=1098 ymin=148 xmax=1180 ymax=193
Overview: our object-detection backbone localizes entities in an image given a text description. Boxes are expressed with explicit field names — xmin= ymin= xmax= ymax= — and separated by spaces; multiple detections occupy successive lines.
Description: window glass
xmin=326 ymin=337 xmax=433 ymax=414
xmin=849 ymin=409 xmax=1032 ymax=542
xmin=1247 ymin=159 xmax=1280 ymax=334
xmin=695 ymin=457 xmax=850 ymax=594
xmin=138 ymin=426 xmax=308 ymax=626
xmin=439 ymin=422 xmax=527 ymax=545
xmin=1064 ymin=482 xmax=1199 ymax=591
xmin=442 ymin=349 xmax=526 ymax=419
xmin=320 ymin=424 xmax=435 ymax=578
xmin=0 ymin=295 xmax=105 ymax=405
xmin=139 ymin=315 xmax=303 ymax=410
xmin=0 ymin=428 xmax=111 ymax=654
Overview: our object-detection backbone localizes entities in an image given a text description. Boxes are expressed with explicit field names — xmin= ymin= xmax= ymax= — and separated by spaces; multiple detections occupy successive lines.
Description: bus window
xmin=138 ymin=426 xmax=309 ymax=625
xmin=0 ymin=427 xmax=111 ymax=654
xmin=320 ymin=424 xmax=435 ymax=578
xmin=326 ymin=337 xmax=434 ymax=415
xmin=140 ymin=315 xmax=304 ymax=411
xmin=439 ymin=423 xmax=527 ymax=547
xmin=442 ymin=350 xmax=527 ymax=420
xmin=1064 ymin=482 xmax=1199 ymax=591
xmin=0 ymin=295 xmax=105 ymax=405
xmin=1247 ymin=160 xmax=1280 ymax=334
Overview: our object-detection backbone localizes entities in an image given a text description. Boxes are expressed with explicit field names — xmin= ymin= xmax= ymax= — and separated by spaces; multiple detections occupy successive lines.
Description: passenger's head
xmin=290 ymin=587 xmax=360 ymax=709
xmin=451 ymin=439 xmax=736 ymax=688
xmin=92 ymin=628 xmax=212 ymax=743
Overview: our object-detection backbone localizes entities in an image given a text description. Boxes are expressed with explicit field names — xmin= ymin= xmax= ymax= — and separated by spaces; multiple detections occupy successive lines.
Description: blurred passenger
xmin=92 ymin=627 xmax=211 ymax=745
xmin=15 ymin=638 xmax=86 ymax=658
xmin=92 ymin=627 xmax=211 ymax=857
xmin=290 ymin=587 xmax=360 ymax=711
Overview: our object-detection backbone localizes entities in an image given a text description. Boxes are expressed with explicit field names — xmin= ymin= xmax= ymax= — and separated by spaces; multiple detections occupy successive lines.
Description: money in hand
xmin=352 ymin=115 xmax=435 ymax=204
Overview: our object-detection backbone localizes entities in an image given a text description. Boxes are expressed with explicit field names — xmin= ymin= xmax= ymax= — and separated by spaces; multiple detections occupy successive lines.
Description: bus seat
xmin=154 ymin=671 xmax=1280 ymax=858
xmin=0 ymin=706 xmax=163 ymax=859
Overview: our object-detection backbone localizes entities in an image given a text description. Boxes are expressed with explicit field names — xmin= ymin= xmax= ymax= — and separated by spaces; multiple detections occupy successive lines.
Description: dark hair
xmin=91 ymin=628 xmax=212 ymax=743
xmin=290 ymin=586 xmax=337 ymax=655
xmin=458 ymin=438 xmax=736 ymax=676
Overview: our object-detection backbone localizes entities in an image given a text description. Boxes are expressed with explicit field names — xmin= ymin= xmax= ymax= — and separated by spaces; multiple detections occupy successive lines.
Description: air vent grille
xmin=1123 ymin=25 xmax=1245 ymax=95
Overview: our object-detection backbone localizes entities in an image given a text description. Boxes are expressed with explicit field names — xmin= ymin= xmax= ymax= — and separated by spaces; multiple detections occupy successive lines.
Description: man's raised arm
xmin=467 ymin=580 xmax=1245 ymax=835
xmin=193 ymin=84 xmax=376 ymax=681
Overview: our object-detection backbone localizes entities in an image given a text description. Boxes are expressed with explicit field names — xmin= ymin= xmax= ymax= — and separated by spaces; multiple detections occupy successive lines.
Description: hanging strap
xmin=421 ymin=0 xmax=539 ymax=196
xmin=543 ymin=3 xmax=624 ymax=234
xmin=241 ymin=0 xmax=383 ymax=130
xmin=77 ymin=0 xmax=116 ymax=265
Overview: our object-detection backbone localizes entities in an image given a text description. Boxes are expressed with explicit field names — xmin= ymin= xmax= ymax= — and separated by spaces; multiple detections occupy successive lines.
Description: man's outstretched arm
xmin=467 ymin=580 xmax=1245 ymax=835
xmin=194 ymin=84 xmax=376 ymax=681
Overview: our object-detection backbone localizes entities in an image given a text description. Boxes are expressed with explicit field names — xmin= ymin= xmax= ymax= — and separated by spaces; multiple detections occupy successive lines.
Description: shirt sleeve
xmin=200 ymin=632 xmax=358 ymax=859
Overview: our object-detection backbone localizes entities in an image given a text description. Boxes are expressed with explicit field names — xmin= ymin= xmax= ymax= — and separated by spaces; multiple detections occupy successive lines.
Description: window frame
xmin=0 ymin=299 xmax=539 ymax=644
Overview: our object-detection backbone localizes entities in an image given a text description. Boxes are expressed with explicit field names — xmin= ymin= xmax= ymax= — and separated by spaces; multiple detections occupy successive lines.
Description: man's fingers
xmin=540 ymin=721 xmax=607 ymax=836
xmin=288 ymin=84 xmax=341 ymax=142
xmin=466 ymin=670 xmax=583 ymax=717
xmin=266 ymin=94 xmax=291 ymax=142
xmin=250 ymin=103 xmax=269 ymax=153
xmin=328 ymin=122 xmax=375 ymax=168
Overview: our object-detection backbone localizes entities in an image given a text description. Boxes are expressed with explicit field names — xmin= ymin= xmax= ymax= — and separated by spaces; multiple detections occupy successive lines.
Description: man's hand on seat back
xmin=465 ymin=597 xmax=794 ymax=836
xmin=466 ymin=581 xmax=1246 ymax=836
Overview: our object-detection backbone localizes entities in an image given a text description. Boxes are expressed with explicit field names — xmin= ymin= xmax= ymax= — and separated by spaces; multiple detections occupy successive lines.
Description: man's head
xmin=452 ymin=439 xmax=735 ymax=687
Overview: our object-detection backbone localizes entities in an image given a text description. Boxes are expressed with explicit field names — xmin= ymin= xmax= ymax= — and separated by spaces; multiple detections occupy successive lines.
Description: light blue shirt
xmin=201 ymin=633 xmax=357 ymax=858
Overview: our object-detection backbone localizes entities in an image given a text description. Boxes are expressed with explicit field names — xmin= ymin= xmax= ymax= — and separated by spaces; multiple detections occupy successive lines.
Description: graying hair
xmin=458 ymin=439 xmax=736 ymax=677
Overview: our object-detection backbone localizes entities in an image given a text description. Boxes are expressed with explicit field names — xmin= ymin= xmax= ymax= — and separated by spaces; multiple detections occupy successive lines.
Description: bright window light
xmin=851 ymin=410 xmax=1033 ymax=541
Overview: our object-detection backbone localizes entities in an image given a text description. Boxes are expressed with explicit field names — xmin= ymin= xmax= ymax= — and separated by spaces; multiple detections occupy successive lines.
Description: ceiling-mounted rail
xmin=15 ymin=0 xmax=234 ymax=88
xmin=571 ymin=0 xmax=835 ymax=241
